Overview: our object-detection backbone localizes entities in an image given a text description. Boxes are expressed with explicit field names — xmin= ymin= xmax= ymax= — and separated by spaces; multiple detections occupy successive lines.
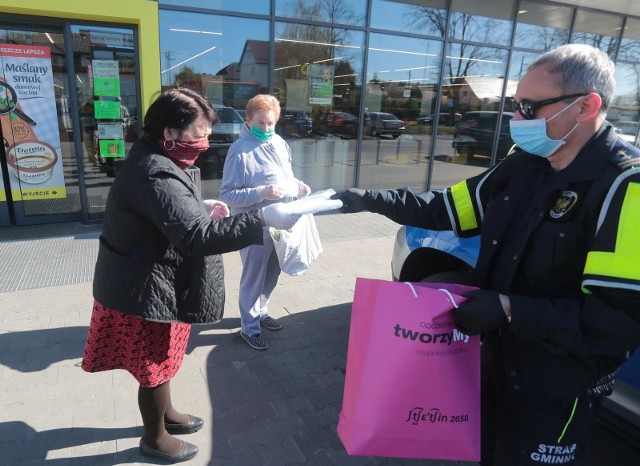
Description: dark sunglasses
xmin=512 ymin=93 xmax=588 ymax=120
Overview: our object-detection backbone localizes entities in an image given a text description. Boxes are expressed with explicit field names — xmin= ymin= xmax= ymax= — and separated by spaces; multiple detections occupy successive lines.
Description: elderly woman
xmin=220 ymin=94 xmax=311 ymax=350
xmin=81 ymin=88 xmax=298 ymax=463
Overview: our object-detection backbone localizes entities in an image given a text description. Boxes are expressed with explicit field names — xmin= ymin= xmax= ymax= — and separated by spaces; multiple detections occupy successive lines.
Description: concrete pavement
xmin=0 ymin=212 xmax=477 ymax=466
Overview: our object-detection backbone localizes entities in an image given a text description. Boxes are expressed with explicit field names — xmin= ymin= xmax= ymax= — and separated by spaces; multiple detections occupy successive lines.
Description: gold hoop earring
xmin=163 ymin=138 xmax=176 ymax=150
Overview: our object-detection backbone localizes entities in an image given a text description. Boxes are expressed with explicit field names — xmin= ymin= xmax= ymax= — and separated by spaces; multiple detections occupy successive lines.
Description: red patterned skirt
xmin=81 ymin=300 xmax=191 ymax=388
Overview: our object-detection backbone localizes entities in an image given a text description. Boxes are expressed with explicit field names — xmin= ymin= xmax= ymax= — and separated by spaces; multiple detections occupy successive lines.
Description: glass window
xmin=610 ymin=63 xmax=640 ymax=146
xmin=513 ymin=1 xmax=572 ymax=51
xmin=71 ymin=25 xmax=138 ymax=221
xmin=570 ymin=9 xmax=622 ymax=57
xmin=275 ymin=0 xmax=366 ymax=27
xmin=370 ymin=0 xmax=447 ymax=37
xmin=159 ymin=10 xmax=269 ymax=197
xmin=508 ymin=50 xmax=541 ymax=82
xmin=618 ymin=17 xmax=640 ymax=61
xmin=611 ymin=19 xmax=640 ymax=147
xmin=158 ymin=0 xmax=269 ymax=15
xmin=437 ymin=43 xmax=510 ymax=177
xmin=360 ymin=33 xmax=443 ymax=191
xmin=449 ymin=0 xmax=515 ymax=47
xmin=273 ymin=22 xmax=365 ymax=192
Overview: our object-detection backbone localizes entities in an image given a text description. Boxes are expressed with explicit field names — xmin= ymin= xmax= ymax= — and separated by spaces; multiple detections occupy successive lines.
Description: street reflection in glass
xmin=449 ymin=0 xmax=514 ymax=46
xmin=275 ymin=0 xmax=366 ymax=27
xmin=370 ymin=0 xmax=448 ymax=36
xmin=514 ymin=1 xmax=571 ymax=50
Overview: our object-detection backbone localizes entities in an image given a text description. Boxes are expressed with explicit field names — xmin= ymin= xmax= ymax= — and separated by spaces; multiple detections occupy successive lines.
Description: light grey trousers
xmin=238 ymin=227 xmax=282 ymax=335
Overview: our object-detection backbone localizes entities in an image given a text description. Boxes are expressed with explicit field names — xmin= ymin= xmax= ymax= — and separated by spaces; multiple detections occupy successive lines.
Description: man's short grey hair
xmin=528 ymin=44 xmax=616 ymax=113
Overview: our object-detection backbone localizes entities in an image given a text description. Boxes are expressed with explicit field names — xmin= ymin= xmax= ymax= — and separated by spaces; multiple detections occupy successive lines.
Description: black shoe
xmin=165 ymin=415 xmax=204 ymax=435
xmin=241 ymin=331 xmax=268 ymax=350
xmin=139 ymin=438 xmax=198 ymax=463
xmin=260 ymin=316 xmax=283 ymax=331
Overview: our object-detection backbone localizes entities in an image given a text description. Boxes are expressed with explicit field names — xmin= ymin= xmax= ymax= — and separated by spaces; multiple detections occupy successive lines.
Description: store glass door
xmin=71 ymin=24 xmax=138 ymax=221
xmin=0 ymin=22 xmax=138 ymax=226
xmin=0 ymin=25 xmax=79 ymax=226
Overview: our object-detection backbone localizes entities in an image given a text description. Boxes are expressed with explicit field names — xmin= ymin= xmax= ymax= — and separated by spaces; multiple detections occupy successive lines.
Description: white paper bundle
xmin=278 ymin=189 xmax=343 ymax=215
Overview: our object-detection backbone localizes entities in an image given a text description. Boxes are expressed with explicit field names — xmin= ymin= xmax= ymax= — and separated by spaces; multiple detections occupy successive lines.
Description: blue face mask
xmin=509 ymin=96 xmax=583 ymax=158
xmin=250 ymin=125 xmax=274 ymax=143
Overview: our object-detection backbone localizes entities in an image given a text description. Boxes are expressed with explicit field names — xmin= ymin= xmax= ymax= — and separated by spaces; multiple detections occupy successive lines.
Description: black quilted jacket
xmin=93 ymin=138 xmax=263 ymax=324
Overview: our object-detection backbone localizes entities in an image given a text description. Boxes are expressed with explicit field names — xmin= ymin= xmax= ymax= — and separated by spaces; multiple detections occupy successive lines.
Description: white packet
xmin=278 ymin=189 xmax=343 ymax=215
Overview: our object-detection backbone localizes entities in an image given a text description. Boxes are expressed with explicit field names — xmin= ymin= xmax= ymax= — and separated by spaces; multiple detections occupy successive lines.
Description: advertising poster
xmin=308 ymin=64 xmax=334 ymax=105
xmin=98 ymin=122 xmax=124 ymax=140
xmin=94 ymin=99 xmax=121 ymax=119
xmin=92 ymin=60 xmax=120 ymax=97
xmin=98 ymin=139 xmax=125 ymax=158
xmin=92 ymin=59 xmax=125 ymax=159
xmin=0 ymin=43 xmax=66 ymax=200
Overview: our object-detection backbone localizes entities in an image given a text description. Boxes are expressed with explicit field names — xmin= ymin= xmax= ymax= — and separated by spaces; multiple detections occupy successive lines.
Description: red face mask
xmin=160 ymin=137 xmax=209 ymax=170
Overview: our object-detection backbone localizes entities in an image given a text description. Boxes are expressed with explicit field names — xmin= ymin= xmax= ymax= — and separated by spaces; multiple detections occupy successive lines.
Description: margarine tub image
xmin=7 ymin=141 xmax=58 ymax=184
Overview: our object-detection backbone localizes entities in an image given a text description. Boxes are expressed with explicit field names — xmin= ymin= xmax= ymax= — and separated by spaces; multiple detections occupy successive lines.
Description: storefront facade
xmin=0 ymin=0 xmax=159 ymax=226
xmin=1 ymin=0 xmax=639 ymax=226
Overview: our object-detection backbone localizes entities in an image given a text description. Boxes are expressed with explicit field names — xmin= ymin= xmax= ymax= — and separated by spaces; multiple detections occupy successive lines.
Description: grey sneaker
xmin=241 ymin=332 xmax=268 ymax=350
xmin=260 ymin=316 xmax=283 ymax=331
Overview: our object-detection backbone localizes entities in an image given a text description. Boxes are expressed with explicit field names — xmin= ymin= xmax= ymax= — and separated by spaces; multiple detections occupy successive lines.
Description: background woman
xmin=220 ymin=94 xmax=310 ymax=350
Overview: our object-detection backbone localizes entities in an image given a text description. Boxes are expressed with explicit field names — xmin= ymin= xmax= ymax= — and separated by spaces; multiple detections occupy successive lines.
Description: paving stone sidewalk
xmin=0 ymin=213 xmax=478 ymax=466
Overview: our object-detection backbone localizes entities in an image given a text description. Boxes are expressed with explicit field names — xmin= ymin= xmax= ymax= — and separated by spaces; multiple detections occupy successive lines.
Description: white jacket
xmin=220 ymin=124 xmax=302 ymax=214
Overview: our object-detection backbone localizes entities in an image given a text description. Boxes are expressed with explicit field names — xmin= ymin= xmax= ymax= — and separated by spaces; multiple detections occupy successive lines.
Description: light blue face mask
xmin=250 ymin=125 xmax=275 ymax=143
xmin=509 ymin=96 xmax=583 ymax=158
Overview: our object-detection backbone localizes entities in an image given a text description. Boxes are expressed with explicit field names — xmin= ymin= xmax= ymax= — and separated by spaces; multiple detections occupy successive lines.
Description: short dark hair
xmin=142 ymin=88 xmax=217 ymax=139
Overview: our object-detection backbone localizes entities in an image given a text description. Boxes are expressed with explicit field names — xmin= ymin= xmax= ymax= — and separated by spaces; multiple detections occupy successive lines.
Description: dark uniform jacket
xmin=93 ymin=138 xmax=264 ymax=324
xmin=365 ymin=122 xmax=640 ymax=399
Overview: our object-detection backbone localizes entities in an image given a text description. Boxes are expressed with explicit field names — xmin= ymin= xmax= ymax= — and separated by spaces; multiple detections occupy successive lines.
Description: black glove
xmin=331 ymin=188 xmax=368 ymax=213
xmin=454 ymin=289 xmax=507 ymax=335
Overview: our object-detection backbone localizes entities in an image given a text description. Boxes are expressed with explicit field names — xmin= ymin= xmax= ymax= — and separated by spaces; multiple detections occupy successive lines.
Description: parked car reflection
xmin=364 ymin=111 xmax=405 ymax=138
xmin=210 ymin=104 xmax=244 ymax=144
xmin=417 ymin=113 xmax=461 ymax=126
xmin=277 ymin=108 xmax=312 ymax=138
xmin=313 ymin=111 xmax=358 ymax=139
xmin=196 ymin=104 xmax=244 ymax=179
xmin=452 ymin=111 xmax=514 ymax=161
xmin=613 ymin=120 xmax=639 ymax=145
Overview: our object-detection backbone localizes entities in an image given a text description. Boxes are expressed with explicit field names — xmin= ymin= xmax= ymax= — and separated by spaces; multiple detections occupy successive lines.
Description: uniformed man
xmin=333 ymin=44 xmax=640 ymax=465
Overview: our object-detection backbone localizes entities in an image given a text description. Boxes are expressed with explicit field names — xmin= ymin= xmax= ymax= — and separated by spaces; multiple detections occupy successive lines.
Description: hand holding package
xmin=297 ymin=181 xmax=311 ymax=198
xmin=455 ymin=289 xmax=508 ymax=335
xmin=277 ymin=189 xmax=343 ymax=215
xmin=331 ymin=188 xmax=367 ymax=213
xmin=258 ymin=184 xmax=285 ymax=200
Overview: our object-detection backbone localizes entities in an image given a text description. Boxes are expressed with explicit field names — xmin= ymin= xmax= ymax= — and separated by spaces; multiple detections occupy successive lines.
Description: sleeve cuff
xmin=508 ymin=294 xmax=540 ymax=339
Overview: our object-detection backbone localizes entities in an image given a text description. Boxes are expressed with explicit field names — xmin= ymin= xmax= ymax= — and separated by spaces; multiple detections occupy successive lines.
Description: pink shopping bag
xmin=337 ymin=278 xmax=481 ymax=461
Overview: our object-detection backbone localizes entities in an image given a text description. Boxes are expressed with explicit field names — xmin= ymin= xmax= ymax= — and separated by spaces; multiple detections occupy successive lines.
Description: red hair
xmin=246 ymin=94 xmax=281 ymax=121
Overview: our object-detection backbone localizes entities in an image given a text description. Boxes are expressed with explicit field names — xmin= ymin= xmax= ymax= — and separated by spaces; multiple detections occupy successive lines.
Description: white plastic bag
xmin=270 ymin=213 xmax=322 ymax=276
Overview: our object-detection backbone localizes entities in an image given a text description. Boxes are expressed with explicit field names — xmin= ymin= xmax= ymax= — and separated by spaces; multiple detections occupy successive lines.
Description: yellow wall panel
xmin=0 ymin=0 xmax=160 ymax=118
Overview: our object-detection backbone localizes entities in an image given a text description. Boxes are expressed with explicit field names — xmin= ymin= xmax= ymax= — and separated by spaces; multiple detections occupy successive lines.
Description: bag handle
xmin=437 ymin=288 xmax=459 ymax=309
xmin=404 ymin=282 xmax=419 ymax=298
xmin=403 ymin=282 xmax=459 ymax=308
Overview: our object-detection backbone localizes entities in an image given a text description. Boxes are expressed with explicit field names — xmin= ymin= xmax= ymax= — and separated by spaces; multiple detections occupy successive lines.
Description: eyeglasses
xmin=512 ymin=93 xmax=588 ymax=120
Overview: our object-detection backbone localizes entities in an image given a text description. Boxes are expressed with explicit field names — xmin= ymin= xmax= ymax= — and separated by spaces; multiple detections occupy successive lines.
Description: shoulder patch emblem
xmin=614 ymin=148 xmax=640 ymax=169
xmin=550 ymin=191 xmax=578 ymax=219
